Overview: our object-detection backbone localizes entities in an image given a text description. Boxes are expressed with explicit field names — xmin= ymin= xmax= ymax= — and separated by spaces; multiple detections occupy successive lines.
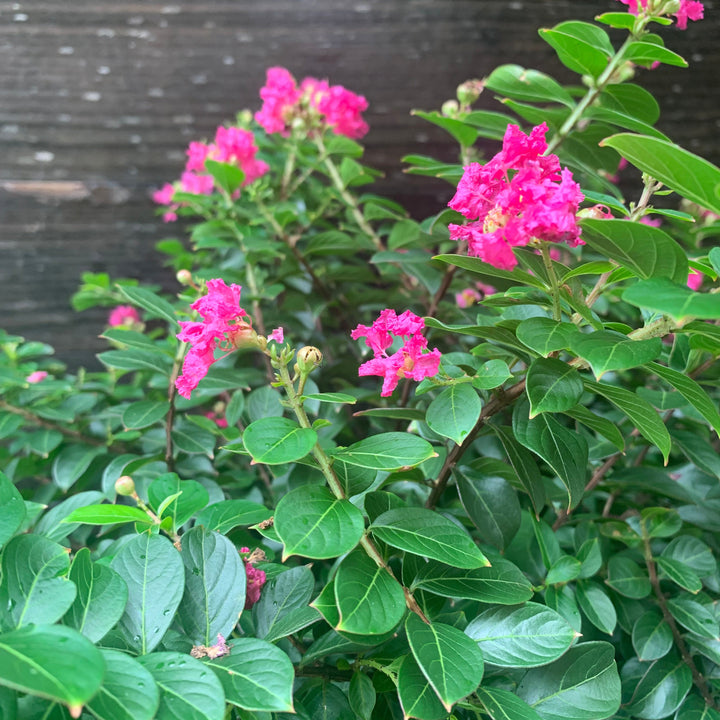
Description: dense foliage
xmin=2 ymin=2 xmax=720 ymax=719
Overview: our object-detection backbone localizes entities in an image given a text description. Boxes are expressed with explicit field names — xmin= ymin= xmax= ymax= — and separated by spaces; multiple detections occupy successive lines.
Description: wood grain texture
xmin=1 ymin=0 xmax=718 ymax=367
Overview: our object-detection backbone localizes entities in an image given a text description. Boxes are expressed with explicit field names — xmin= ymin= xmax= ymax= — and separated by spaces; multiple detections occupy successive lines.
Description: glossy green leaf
xmin=63 ymin=503 xmax=155 ymax=526
xmin=672 ymin=430 xmax=720 ymax=480
xmin=370 ymin=507 xmax=489 ymax=569
xmin=86 ymin=648 xmax=159 ymax=720
xmin=516 ymin=318 xmax=579 ymax=356
xmin=661 ymin=536 xmax=716 ymax=577
xmin=397 ymin=654 xmax=447 ymax=720
xmin=0 ymin=687 xmax=15 ymax=720
xmin=512 ymin=400 xmax=588 ymax=511
xmin=517 ymin=641 xmax=621 ymax=720
xmin=632 ymin=612 xmax=674 ymax=662
xmin=526 ymin=357 xmax=584 ymax=416
xmin=485 ymin=64 xmax=575 ymax=108
xmin=605 ymin=556 xmax=651 ymax=599
xmin=640 ymin=507 xmax=683 ymax=538
xmin=205 ymin=638 xmax=294 ymax=712
xmin=110 ymin=533 xmax=185 ymax=654
xmin=546 ymin=555 xmax=581 ymax=585
xmin=433 ymin=253 xmax=546 ymax=290
xmin=118 ymin=285 xmax=178 ymax=326
xmin=625 ymin=654 xmax=692 ymax=720
xmin=65 ymin=548 xmax=128 ymax=643
xmin=624 ymin=278 xmax=720 ymax=321
xmin=585 ymin=379 xmax=672 ymax=462
xmin=51 ymin=444 xmax=103 ymax=492
xmin=148 ymin=473 xmax=209 ymax=530
xmin=656 ymin=556 xmax=702 ymax=593
xmin=472 ymin=359 xmax=513 ymax=389
xmin=406 ymin=614 xmax=485 ymax=711
xmin=205 ymin=158 xmax=244 ymax=195
xmin=0 ymin=624 xmax=105 ymax=715
xmin=171 ymin=421 xmax=216 ymax=456
xmin=34 ymin=491 xmax=105 ymax=542
xmin=570 ymin=331 xmax=662 ymax=380
xmin=455 ymin=468 xmax=520 ymax=551
xmin=138 ymin=652 xmax=225 ymax=720
xmin=332 ymin=432 xmax=435 ymax=471
xmin=122 ymin=400 xmax=170 ymax=429
xmin=667 ymin=595 xmax=719 ymax=638
xmin=0 ymin=472 xmax=25 ymax=550
xmin=425 ymin=383 xmax=482 ymax=445
xmin=177 ymin=526 xmax=246 ymax=645
xmin=413 ymin=557 xmax=533 ymax=604
xmin=349 ymin=671 xmax=376 ymax=720
xmin=254 ymin=565 xmax=314 ymax=640
xmin=465 ymin=602 xmax=575 ymax=668
xmin=539 ymin=21 xmax=613 ymax=78
xmin=581 ymin=218 xmax=688 ymax=283
xmin=601 ymin=134 xmax=720 ymax=216
xmin=274 ymin=485 xmax=364 ymax=560
xmin=576 ymin=580 xmax=617 ymax=634
xmin=98 ymin=349 xmax=172 ymax=375
xmin=545 ymin=585 xmax=582 ymax=633
xmin=563 ymin=405 xmax=625 ymax=451
xmin=242 ymin=417 xmax=317 ymax=465
xmin=302 ymin=392 xmax=356 ymax=404
xmin=477 ymin=686 xmax=543 ymax=720
xmin=622 ymin=39 xmax=688 ymax=68
xmin=1 ymin=535 xmax=75 ymax=629
xmin=193 ymin=499 xmax=272 ymax=535
xmin=675 ymin=695 xmax=720 ymax=720
xmin=412 ymin=110 xmax=479 ymax=147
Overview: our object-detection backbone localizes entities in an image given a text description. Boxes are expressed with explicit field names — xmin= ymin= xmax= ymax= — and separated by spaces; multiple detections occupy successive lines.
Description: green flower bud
xmin=456 ymin=79 xmax=484 ymax=106
xmin=296 ymin=346 xmax=323 ymax=374
xmin=176 ymin=269 xmax=193 ymax=286
xmin=115 ymin=475 xmax=136 ymax=496
xmin=441 ymin=100 xmax=459 ymax=118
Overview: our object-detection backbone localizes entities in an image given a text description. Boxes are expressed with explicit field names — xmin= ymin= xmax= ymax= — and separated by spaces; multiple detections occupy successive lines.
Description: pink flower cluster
xmin=153 ymin=126 xmax=268 ymax=221
xmin=616 ymin=0 xmax=703 ymax=29
xmin=351 ymin=310 xmax=441 ymax=397
xmin=448 ymin=123 xmax=584 ymax=270
xmin=255 ymin=67 xmax=369 ymax=139
xmin=108 ymin=305 xmax=141 ymax=327
xmin=176 ymin=279 xmax=255 ymax=399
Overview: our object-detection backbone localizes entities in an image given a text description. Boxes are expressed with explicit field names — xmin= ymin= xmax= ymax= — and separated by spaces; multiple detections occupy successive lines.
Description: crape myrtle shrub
xmin=2 ymin=1 xmax=720 ymax=719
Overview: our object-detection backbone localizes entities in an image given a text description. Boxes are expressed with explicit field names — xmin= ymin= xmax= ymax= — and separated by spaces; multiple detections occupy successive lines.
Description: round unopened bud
xmin=237 ymin=109 xmax=253 ymax=126
xmin=296 ymin=346 xmax=323 ymax=374
xmin=176 ymin=269 xmax=193 ymax=286
xmin=456 ymin=79 xmax=484 ymax=106
xmin=441 ymin=100 xmax=459 ymax=118
xmin=229 ymin=325 xmax=260 ymax=350
xmin=577 ymin=204 xmax=613 ymax=220
xmin=115 ymin=475 xmax=136 ymax=496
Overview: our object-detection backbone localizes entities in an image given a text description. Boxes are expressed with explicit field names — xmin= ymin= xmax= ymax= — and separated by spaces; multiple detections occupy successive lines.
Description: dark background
xmin=1 ymin=0 xmax=718 ymax=368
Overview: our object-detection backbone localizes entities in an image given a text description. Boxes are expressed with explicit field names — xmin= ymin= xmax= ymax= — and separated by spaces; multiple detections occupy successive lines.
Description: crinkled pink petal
xmin=687 ymin=269 xmax=704 ymax=291
xmin=180 ymin=171 xmax=215 ymax=196
xmin=255 ymin=67 xmax=301 ymax=134
xmin=152 ymin=183 xmax=176 ymax=205
xmin=314 ymin=85 xmax=369 ymax=139
xmin=269 ymin=327 xmax=284 ymax=343
xmin=244 ymin=563 xmax=267 ymax=609
xmin=185 ymin=141 xmax=212 ymax=172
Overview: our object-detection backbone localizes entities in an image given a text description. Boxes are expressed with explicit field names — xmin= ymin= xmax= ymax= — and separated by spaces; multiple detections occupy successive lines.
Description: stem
xmin=540 ymin=244 xmax=562 ymax=321
xmin=426 ymin=265 xmax=457 ymax=317
xmin=280 ymin=144 xmax=297 ymax=199
xmin=165 ymin=340 xmax=186 ymax=471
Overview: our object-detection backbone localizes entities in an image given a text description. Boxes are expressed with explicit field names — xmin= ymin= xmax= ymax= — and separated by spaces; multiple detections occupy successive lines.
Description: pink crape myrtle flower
xmin=616 ymin=0 xmax=703 ymax=28
xmin=175 ymin=279 xmax=256 ymax=399
xmin=448 ymin=123 xmax=584 ymax=270
xmin=687 ymin=269 xmax=704 ymax=291
xmin=351 ymin=309 xmax=441 ymax=397
xmin=314 ymin=84 xmax=369 ymax=139
xmin=108 ymin=305 xmax=141 ymax=327
xmin=456 ymin=282 xmax=496 ymax=308
xmin=255 ymin=67 xmax=302 ymax=135
xmin=240 ymin=547 xmax=267 ymax=609
xmin=26 ymin=370 xmax=48 ymax=384
xmin=268 ymin=327 xmax=284 ymax=344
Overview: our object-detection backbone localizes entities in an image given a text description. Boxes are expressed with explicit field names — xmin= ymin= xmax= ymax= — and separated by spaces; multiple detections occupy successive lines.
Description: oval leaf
xmin=426 ymin=383 xmax=482 ymax=445
xmin=332 ymin=432 xmax=435 ymax=471
xmin=242 ymin=417 xmax=317 ymax=465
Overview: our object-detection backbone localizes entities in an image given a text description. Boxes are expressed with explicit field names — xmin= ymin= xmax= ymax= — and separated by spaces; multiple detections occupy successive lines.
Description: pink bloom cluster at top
xmin=255 ymin=67 xmax=369 ymax=139
xmin=616 ymin=0 xmax=703 ymax=29
xmin=26 ymin=370 xmax=48 ymax=384
xmin=152 ymin=126 xmax=269 ymax=222
xmin=176 ymin=279 xmax=254 ymax=399
xmin=448 ymin=123 xmax=584 ymax=270
xmin=351 ymin=310 xmax=441 ymax=397
xmin=108 ymin=305 xmax=141 ymax=327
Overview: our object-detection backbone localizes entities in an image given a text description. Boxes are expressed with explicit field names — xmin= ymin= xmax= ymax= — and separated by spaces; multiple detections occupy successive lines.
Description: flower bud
xmin=456 ymin=79 xmax=484 ymax=106
xmin=577 ymin=204 xmax=613 ymax=220
xmin=176 ymin=269 xmax=193 ymax=286
xmin=296 ymin=346 xmax=323 ymax=374
xmin=228 ymin=324 xmax=261 ymax=350
xmin=441 ymin=100 xmax=459 ymax=118
xmin=115 ymin=475 xmax=136 ymax=496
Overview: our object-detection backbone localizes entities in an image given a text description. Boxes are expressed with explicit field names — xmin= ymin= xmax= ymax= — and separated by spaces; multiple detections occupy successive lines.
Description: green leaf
xmin=205 ymin=638 xmax=294 ymax=712
xmin=539 ymin=21 xmax=613 ymax=78
xmin=517 ymin=641 xmax=621 ymax=720
xmin=0 ymin=413 xmax=23 ymax=441
xmin=485 ymin=64 xmax=576 ymax=108
xmin=65 ymin=548 xmax=128 ymax=643
xmin=274 ymin=485 xmax=364 ymax=560
xmin=254 ymin=566 xmax=314 ymax=640
xmin=465 ymin=602 xmax=575 ymax=668
xmin=570 ymin=331 xmax=662 ymax=380
xmin=661 ymin=536 xmax=716 ymax=577
xmin=526 ymin=357 xmax=584 ymax=416
xmin=580 ymin=218 xmax=688 ymax=283
xmin=605 ymin=556 xmax=651 ymax=599
xmin=425 ymin=383 xmax=482 ymax=445
xmin=625 ymin=278 xmax=720 ymax=320
xmin=204 ymin=158 xmax=245 ymax=195
xmin=477 ymin=686 xmax=543 ymax=720
xmin=624 ymin=654 xmax=692 ymax=719
xmin=413 ymin=557 xmax=533 ymax=604
xmin=148 ymin=473 xmax=209 ymax=530
xmin=0 ymin=472 xmax=25 ymax=549
xmin=0 ymin=624 xmax=105 ymax=715
xmin=98 ymin=349 xmax=172 ymax=375
xmin=263 ymin=606 xmax=320 ymax=644
xmin=397 ymin=654 xmax=447 ymax=720
xmin=667 ymin=595 xmax=719 ymax=638
xmin=632 ymin=612 xmax=674 ymax=662
xmin=242 ymin=417 xmax=317 ymax=465
xmin=302 ymin=392 xmax=356 ymax=405
xmin=472 ymin=359 xmax=513 ymax=390
xmin=455 ymin=468 xmax=521 ymax=551
xmin=546 ymin=555 xmax=581 ymax=585
xmin=122 ymin=400 xmax=170 ymax=429
xmin=370 ymin=507 xmax=489 ymax=569
xmin=676 ymin=695 xmax=720 ymax=720
xmin=433 ymin=253 xmax=546 ymax=290
xmin=332 ymin=432 xmax=435 ymax=471
xmin=25 ymin=429 xmax=63 ymax=457
xmin=584 ymin=379 xmax=672 ymax=463
xmin=118 ymin=285 xmax=178 ymax=326
xmin=172 ymin=421 xmax=216 ymax=456
xmin=545 ymin=585 xmax=582 ymax=633
xmin=563 ymin=405 xmax=625 ymax=452
xmin=137 ymin=651 xmax=225 ymax=720
xmin=349 ymin=671 xmax=376 ymax=720
xmin=656 ymin=556 xmax=702 ymax=593
xmin=576 ymin=581 xmax=617 ymax=634
xmin=110 ymin=533 xmax=185 ymax=654
xmin=412 ymin=110 xmax=479 ymax=147
xmin=51 ymin=444 xmax=103 ymax=492
xmin=63 ymin=503 xmax=155 ymax=526
xmin=86 ymin=648 xmax=159 ymax=720
xmin=516 ymin=318 xmax=579 ymax=356
xmin=463 ymin=109 xmax=518 ymax=139
xmin=194 ymin=499 xmax=272 ymax=535
xmin=601 ymin=134 xmax=720 ymax=216
xmin=622 ymin=40 xmax=688 ymax=68
xmin=177 ymin=527 xmax=246 ymax=645
xmin=334 ymin=549 xmax=406 ymax=635
xmin=34 ymin=491 xmax=105 ymax=542
xmin=1 ymin=535 xmax=75 ymax=629
xmin=512 ymin=400 xmax=588 ymax=511
xmin=406 ymin=614 xmax=485 ymax=711
xmin=646 ymin=362 xmax=720 ymax=436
